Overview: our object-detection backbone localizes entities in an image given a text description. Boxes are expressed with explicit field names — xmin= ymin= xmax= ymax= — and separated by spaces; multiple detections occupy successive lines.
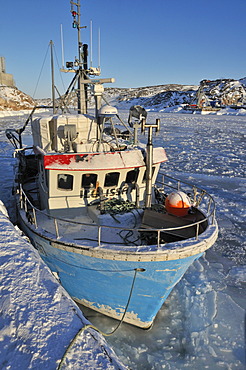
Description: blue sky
xmin=1 ymin=0 xmax=246 ymax=98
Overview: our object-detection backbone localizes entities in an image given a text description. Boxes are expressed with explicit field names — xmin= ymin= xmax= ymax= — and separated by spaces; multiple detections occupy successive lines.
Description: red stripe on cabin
xmin=43 ymin=153 xmax=99 ymax=168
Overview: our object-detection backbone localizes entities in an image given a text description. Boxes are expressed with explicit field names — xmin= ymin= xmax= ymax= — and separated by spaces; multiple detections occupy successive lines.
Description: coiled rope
xmin=57 ymin=267 xmax=145 ymax=369
xmin=100 ymin=198 xmax=136 ymax=217
xmin=99 ymin=198 xmax=142 ymax=245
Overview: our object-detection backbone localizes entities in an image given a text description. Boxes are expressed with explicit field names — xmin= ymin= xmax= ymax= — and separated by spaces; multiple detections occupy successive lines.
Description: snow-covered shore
xmin=0 ymin=109 xmax=33 ymax=117
xmin=1 ymin=105 xmax=246 ymax=119
xmin=0 ymin=202 xmax=125 ymax=369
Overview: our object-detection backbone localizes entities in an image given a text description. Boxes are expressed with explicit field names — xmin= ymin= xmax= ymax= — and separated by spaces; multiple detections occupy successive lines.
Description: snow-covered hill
xmin=2 ymin=77 xmax=246 ymax=114
xmin=0 ymin=85 xmax=34 ymax=111
xmin=104 ymin=78 xmax=246 ymax=112
xmin=103 ymin=84 xmax=198 ymax=111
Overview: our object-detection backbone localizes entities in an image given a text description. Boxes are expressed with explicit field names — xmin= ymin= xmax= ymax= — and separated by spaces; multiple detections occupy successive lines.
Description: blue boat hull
xmin=22 ymin=223 xmax=205 ymax=328
xmin=55 ymin=251 xmax=203 ymax=328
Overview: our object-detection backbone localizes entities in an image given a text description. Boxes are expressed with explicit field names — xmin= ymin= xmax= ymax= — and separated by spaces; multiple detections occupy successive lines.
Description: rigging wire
xmin=32 ymin=43 xmax=50 ymax=99
xmin=53 ymin=44 xmax=66 ymax=93
xmin=32 ymin=41 xmax=66 ymax=101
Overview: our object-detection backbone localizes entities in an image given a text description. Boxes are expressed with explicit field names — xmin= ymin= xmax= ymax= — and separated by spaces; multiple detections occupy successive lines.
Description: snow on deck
xmin=0 ymin=202 xmax=126 ymax=370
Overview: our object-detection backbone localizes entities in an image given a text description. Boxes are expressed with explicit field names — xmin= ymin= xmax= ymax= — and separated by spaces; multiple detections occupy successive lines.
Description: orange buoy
xmin=165 ymin=191 xmax=191 ymax=217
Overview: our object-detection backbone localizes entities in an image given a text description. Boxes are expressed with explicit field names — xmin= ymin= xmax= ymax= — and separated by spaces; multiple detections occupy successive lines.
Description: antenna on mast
xmin=50 ymin=40 xmax=56 ymax=114
xmin=88 ymin=21 xmax=101 ymax=76
xmin=60 ymin=24 xmax=65 ymax=69
xmin=90 ymin=20 xmax=93 ymax=68
xmin=98 ymin=27 xmax=101 ymax=70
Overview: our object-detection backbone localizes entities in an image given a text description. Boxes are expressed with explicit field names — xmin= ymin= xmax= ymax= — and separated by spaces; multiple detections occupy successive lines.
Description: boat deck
xmin=19 ymin=172 xmax=216 ymax=251
xmin=23 ymin=205 xmax=144 ymax=248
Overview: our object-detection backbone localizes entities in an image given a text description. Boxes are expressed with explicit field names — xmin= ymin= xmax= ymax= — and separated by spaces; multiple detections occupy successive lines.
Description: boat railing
xmin=18 ymin=174 xmax=216 ymax=248
xmin=156 ymin=171 xmax=216 ymax=215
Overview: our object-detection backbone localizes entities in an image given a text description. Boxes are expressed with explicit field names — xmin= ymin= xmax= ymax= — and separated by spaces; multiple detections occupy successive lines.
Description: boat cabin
xmin=30 ymin=114 xmax=168 ymax=217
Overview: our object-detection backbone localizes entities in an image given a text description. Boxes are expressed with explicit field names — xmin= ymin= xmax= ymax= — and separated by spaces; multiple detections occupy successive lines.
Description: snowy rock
xmin=0 ymin=85 xmax=34 ymax=111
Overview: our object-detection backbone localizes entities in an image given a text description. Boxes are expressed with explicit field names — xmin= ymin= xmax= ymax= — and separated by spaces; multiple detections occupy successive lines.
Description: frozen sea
xmin=0 ymin=110 xmax=245 ymax=369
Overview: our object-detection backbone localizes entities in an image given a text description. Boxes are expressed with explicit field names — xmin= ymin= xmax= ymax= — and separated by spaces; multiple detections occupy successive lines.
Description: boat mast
xmin=62 ymin=1 xmax=114 ymax=116
xmin=71 ymin=0 xmax=87 ymax=114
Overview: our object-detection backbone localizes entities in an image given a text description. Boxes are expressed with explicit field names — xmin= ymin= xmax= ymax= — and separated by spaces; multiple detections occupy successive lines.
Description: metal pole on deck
xmin=50 ymin=40 xmax=56 ymax=114
xmin=146 ymin=125 xmax=153 ymax=208
xmin=142 ymin=119 xmax=160 ymax=208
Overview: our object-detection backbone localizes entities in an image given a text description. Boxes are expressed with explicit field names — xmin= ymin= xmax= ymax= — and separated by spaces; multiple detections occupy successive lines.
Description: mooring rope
xmin=57 ymin=267 xmax=145 ymax=369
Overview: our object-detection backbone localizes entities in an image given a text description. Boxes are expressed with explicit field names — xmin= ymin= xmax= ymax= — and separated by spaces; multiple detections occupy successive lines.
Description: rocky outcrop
xmin=197 ymin=78 xmax=246 ymax=108
xmin=0 ymin=86 xmax=35 ymax=111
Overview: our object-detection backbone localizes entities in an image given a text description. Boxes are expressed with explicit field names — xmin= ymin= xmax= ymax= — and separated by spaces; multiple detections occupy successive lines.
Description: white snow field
xmin=0 ymin=202 xmax=126 ymax=370
xmin=0 ymin=110 xmax=245 ymax=369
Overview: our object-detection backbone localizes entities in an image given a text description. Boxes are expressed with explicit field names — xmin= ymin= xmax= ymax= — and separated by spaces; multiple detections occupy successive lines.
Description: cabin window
xmin=104 ymin=172 xmax=120 ymax=187
xmin=126 ymin=168 xmax=139 ymax=184
xmin=142 ymin=167 xmax=155 ymax=183
xmin=82 ymin=173 xmax=97 ymax=188
xmin=57 ymin=174 xmax=74 ymax=190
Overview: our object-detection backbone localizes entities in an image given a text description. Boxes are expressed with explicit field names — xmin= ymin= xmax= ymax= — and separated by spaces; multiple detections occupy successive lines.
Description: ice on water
xmin=0 ymin=110 xmax=245 ymax=369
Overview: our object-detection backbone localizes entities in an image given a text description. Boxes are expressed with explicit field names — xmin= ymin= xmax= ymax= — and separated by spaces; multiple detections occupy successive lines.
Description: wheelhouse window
xmin=104 ymin=172 xmax=120 ymax=187
xmin=142 ymin=167 xmax=155 ymax=183
xmin=57 ymin=174 xmax=74 ymax=190
xmin=82 ymin=173 xmax=97 ymax=188
xmin=126 ymin=168 xmax=139 ymax=184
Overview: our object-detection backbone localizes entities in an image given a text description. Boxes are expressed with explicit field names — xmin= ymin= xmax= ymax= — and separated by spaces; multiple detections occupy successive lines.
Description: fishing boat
xmin=6 ymin=0 xmax=218 ymax=329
